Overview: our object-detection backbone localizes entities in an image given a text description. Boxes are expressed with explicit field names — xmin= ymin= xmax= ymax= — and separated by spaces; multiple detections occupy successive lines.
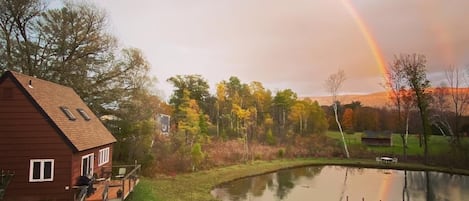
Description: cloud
xmin=94 ymin=0 xmax=469 ymax=98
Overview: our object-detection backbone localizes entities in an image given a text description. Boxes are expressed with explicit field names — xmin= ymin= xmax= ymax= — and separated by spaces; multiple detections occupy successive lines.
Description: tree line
xmin=168 ymin=75 xmax=329 ymax=141
xmin=165 ymin=75 xmax=330 ymax=169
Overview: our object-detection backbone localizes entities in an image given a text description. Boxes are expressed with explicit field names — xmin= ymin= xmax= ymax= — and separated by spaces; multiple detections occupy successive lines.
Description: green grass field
xmin=326 ymin=131 xmax=458 ymax=156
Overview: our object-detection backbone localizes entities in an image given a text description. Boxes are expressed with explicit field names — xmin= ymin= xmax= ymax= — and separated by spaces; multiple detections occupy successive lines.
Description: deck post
xmin=121 ymin=178 xmax=125 ymax=201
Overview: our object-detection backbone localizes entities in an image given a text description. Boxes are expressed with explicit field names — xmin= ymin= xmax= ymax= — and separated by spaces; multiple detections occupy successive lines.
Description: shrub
xmin=277 ymin=148 xmax=286 ymax=158
xmin=266 ymin=129 xmax=276 ymax=145
xmin=191 ymin=143 xmax=205 ymax=171
xmin=254 ymin=153 xmax=262 ymax=161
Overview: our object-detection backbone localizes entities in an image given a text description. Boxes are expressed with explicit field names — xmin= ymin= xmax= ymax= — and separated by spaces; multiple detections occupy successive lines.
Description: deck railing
xmin=101 ymin=163 xmax=141 ymax=201
xmin=73 ymin=163 xmax=141 ymax=201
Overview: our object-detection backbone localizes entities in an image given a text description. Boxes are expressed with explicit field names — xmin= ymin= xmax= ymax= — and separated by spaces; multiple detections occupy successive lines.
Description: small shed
xmin=361 ymin=130 xmax=393 ymax=146
xmin=0 ymin=71 xmax=117 ymax=201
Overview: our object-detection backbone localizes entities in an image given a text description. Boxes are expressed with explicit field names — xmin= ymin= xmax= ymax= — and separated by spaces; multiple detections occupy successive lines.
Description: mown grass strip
xmin=125 ymin=158 xmax=469 ymax=201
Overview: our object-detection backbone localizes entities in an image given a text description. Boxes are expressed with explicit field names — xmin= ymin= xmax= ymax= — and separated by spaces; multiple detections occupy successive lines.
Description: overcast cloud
xmin=92 ymin=0 xmax=469 ymax=98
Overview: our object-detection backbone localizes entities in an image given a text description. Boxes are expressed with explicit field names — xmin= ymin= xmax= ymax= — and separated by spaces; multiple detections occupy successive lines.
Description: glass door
xmin=81 ymin=154 xmax=94 ymax=177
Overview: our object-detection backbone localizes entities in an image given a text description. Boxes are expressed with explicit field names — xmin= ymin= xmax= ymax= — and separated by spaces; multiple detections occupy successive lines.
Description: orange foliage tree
xmin=342 ymin=108 xmax=354 ymax=133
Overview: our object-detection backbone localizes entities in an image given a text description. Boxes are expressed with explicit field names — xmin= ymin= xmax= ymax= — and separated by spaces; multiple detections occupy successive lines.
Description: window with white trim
xmin=98 ymin=147 xmax=110 ymax=166
xmin=29 ymin=159 xmax=54 ymax=182
xmin=81 ymin=153 xmax=94 ymax=176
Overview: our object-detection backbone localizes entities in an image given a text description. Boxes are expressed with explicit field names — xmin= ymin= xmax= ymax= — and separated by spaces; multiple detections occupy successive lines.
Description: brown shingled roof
xmin=5 ymin=71 xmax=116 ymax=152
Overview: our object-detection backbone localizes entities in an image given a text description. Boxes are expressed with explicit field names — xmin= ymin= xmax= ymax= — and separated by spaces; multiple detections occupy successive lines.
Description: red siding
xmin=0 ymin=77 xmax=73 ymax=201
xmin=70 ymin=144 xmax=114 ymax=185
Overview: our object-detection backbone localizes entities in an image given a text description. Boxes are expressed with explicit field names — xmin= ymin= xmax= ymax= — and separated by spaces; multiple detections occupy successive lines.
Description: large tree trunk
xmin=404 ymin=114 xmax=411 ymax=160
xmin=418 ymin=106 xmax=430 ymax=164
xmin=400 ymin=134 xmax=407 ymax=161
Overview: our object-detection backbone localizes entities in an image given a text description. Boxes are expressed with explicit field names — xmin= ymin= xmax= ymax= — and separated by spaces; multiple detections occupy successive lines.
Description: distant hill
xmin=306 ymin=88 xmax=469 ymax=113
xmin=306 ymin=91 xmax=391 ymax=108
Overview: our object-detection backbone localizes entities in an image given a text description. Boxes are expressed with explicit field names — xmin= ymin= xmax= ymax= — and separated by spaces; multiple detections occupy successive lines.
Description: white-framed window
xmin=81 ymin=153 xmax=94 ymax=177
xmin=98 ymin=147 xmax=110 ymax=166
xmin=29 ymin=159 xmax=54 ymax=182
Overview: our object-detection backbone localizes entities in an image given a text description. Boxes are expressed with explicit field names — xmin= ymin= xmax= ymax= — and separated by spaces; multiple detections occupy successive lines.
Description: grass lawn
xmin=326 ymin=131 xmax=455 ymax=156
xmin=125 ymin=158 xmax=469 ymax=201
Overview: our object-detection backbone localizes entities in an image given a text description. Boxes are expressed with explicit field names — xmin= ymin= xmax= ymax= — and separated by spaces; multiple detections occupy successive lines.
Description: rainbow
xmin=341 ymin=0 xmax=391 ymax=88
xmin=378 ymin=172 xmax=393 ymax=200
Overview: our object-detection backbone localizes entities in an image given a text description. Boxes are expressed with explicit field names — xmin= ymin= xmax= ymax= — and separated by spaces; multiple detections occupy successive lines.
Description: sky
xmin=90 ymin=0 xmax=469 ymax=99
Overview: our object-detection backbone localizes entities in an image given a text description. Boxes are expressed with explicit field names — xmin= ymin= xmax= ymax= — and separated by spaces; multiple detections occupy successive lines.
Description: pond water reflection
xmin=211 ymin=166 xmax=469 ymax=201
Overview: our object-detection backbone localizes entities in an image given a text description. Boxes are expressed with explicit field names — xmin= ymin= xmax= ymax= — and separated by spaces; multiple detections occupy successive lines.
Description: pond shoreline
xmin=127 ymin=158 xmax=469 ymax=201
xmin=214 ymin=158 xmax=469 ymax=188
xmin=213 ymin=162 xmax=469 ymax=201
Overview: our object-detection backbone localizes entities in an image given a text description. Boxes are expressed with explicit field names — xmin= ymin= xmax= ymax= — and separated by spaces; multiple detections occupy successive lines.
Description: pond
xmin=211 ymin=166 xmax=469 ymax=201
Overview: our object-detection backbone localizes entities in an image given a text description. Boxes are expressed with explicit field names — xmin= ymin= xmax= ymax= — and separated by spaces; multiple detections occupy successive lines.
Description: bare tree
xmin=431 ymin=84 xmax=453 ymax=138
xmin=398 ymin=53 xmax=432 ymax=164
xmin=386 ymin=55 xmax=410 ymax=159
xmin=401 ymin=90 xmax=414 ymax=144
xmin=325 ymin=69 xmax=349 ymax=158
xmin=445 ymin=65 xmax=469 ymax=143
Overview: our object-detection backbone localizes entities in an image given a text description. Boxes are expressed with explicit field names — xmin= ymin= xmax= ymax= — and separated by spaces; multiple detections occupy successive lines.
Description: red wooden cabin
xmin=0 ymin=71 xmax=116 ymax=201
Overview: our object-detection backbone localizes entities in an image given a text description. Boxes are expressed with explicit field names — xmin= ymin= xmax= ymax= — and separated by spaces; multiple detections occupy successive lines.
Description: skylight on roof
xmin=60 ymin=106 xmax=77 ymax=121
xmin=77 ymin=108 xmax=91 ymax=121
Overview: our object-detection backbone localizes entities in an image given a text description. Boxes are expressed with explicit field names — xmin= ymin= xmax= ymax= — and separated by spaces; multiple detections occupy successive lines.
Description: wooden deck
xmin=86 ymin=177 xmax=139 ymax=201
xmin=74 ymin=164 xmax=141 ymax=201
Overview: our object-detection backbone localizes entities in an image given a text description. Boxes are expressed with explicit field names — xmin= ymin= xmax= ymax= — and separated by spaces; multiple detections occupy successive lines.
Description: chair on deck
xmin=115 ymin=168 xmax=126 ymax=179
